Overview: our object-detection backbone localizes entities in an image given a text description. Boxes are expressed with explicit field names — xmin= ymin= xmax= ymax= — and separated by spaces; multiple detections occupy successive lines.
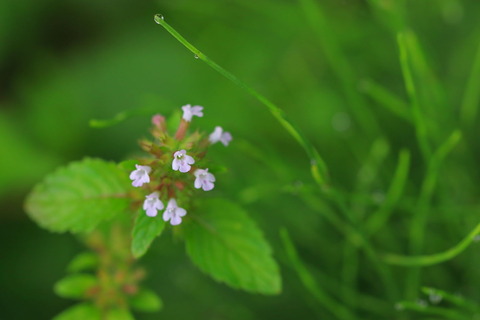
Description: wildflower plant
xmin=25 ymin=105 xmax=280 ymax=319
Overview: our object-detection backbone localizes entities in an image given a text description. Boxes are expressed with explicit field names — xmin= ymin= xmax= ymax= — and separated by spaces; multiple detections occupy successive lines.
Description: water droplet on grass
xmin=154 ymin=14 xmax=164 ymax=24
xmin=194 ymin=55 xmax=199 ymax=59
xmin=429 ymin=292 xmax=442 ymax=304
xmin=416 ymin=299 xmax=428 ymax=308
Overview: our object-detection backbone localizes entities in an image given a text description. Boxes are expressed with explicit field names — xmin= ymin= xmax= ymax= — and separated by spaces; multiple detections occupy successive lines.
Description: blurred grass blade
xmin=402 ymin=31 xmax=445 ymax=114
xmin=421 ymin=287 xmax=478 ymax=313
xmin=405 ymin=130 xmax=461 ymax=297
xmin=460 ymin=40 xmax=480 ymax=127
xmin=397 ymin=31 xmax=431 ymax=161
xmin=383 ymin=219 xmax=480 ymax=266
xmin=366 ymin=149 xmax=410 ymax=235
xmin=154 ymin=14 xmax=329 ymax=187
xmin=410 ymin=130 xmax=462 ymax=254
xmin=299 ymin=0 xmax=379 ymax=137
xmin=395 ymin=301 xmax=470 ymax=320
xmin=366 ymin=0 xmax=406 ymax=32
xmin=280 ymin=228 xmax=356 ymax=320
xmin=89 ymin=106 xmax=161 ymax=128
xmin=359 ymin=79 xmax=412 ymax=122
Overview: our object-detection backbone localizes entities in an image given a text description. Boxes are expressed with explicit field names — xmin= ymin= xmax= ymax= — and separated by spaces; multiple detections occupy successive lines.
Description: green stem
xmin=383 ymin=220 xmax=480 ymax=267
xmin=460 ymin=40 xmax=480 ymax=127
xmin=280 ymin=228 xmax=356 ymax=320
xmin=405 ymin=130 xmax=461 ymax=298
xmin=153 ymin=14 xmax=329 ymax=188
xmin=397 ymin=32 xmax=431 ymax=162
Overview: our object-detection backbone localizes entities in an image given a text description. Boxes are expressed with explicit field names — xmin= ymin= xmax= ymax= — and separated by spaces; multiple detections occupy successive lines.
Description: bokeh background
xmin=2 ymin=0 xmax=480 ymax=319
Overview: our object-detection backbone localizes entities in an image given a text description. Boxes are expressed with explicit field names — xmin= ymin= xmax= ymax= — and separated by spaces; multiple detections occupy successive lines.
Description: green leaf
xmin=106 ymin=309 xmax=135 ymax=320
xmin=67 ymin=252 xmax=99 ymax=273
xmin=53 ymin=303 xmax=101 ymax=320
xmin=184 ymin=199 xmax=281 ymax=294
xmin=25 ymin=158 xmax=132 ymax=233
xmin=131 ymin=211 xmax=165 ymax=258
xmin=54 ymin=274 xmax=97 ymax=299
xmin=130 ymin=288 xmax=163 ymax=313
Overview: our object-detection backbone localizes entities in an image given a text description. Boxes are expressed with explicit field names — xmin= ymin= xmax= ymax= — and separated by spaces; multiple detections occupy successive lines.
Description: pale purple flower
xmin=143 ymin=192 xmax=164 ymax=217
xmin=209 ymin=126 xmax=232 ymax=146
xmin=129 ymin=164 xmax=151 ymax=187
xmin=194 ymin=169 xmax=215 ymax=191
xmin=172 ymin=150 xmax=195 ymax=173
xmin=182 ymin=104 xmax=204 ymax=122
xmin=163 ymin=198 xmax=187 ymax=225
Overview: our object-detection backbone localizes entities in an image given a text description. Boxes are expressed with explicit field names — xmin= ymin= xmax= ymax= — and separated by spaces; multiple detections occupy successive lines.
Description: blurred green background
xmin=2 ymin=0 xmax=480 ymax=319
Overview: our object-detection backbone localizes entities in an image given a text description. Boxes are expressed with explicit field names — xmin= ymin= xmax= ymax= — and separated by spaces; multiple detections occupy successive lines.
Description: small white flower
xmin=143 ymin=192 xmax=164 ymax=217
xmin=129 ymin=164 xmax=152 ymax=187
xmin=209 ymin=126 xmax=232 ymax=146
xmin=182 ymin=104 xmax=204 ymax=122
xmin=194 ymin=169 xmax=215 ymax=191
xmin=172 ymin=150 xmax=195 ymax=173
xmin=163 ymin=198 xmax=187 ymax=225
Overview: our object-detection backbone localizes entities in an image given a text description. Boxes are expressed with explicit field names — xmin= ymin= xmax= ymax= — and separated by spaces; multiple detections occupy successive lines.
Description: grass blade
xmin=280 ymin=228 xmax=356 ymax=320
xmin=460 ymin=40 xmax=480 ymax=127
xmin=397 ymin=31 xmax=432 ymax=161
xmin=366 ymin=149 xmax=410 ymax=235
xmin=359 ymin=79 xmax=412 ymax=123
xmin=153 ymin=14 xmax=329 ymax=187
xmin=383 ymin=217 xmax=480 ymax=267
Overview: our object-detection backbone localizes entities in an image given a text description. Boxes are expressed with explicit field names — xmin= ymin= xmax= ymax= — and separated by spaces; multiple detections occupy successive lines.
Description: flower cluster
xmin=129 ymin=104 xmax=232 ymax=225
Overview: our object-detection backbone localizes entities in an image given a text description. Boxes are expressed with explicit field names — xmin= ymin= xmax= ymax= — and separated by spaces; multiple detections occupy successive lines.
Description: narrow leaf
xmin=106 ymin=309 xmax=135 ymax=320
xmin=25 ymin=158 xmax=132 ymax=233
xmin=67 ymin=252 xmax=98 ymax=273
xmin=54 ymin=274 xmax=97 ymax=299
xmin=53 ymin=303 xmax=101 ymax=320
xmin=184 ymin=199 xmax=281 ymax=294
xmin=130 ymin=288 xmax=163 ymax=313
xmin=131 ymin=211 xmax=165 ymax=258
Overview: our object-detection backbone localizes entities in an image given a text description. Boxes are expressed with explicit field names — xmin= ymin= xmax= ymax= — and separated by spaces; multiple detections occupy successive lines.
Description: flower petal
xmin=163 ymin=210 xmax=172 ymax=222
xmin=146 ymin=208 xmax=158 ymax=217
xmin=202 ymin=181 xmax=214 ymax=191
xmin=179 ymin=163 xmax=191 ymax=173
xmin=177 ymin=208 xmax=187 ymax=217
xmin=185 ymin=155 xmax=195 ymax=165
xmin=194 ymin=178 xmax=202 ymax=189
xmin=170 ymin=216 xmax=182 ymax=225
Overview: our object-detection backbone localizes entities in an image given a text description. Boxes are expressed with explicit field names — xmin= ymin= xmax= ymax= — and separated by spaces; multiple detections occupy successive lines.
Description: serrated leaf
xmin=25 ymin=158 xmax=132 ymax=233
xmin=54 ymin=274 xmax=97 ymax=299
xmin=130 ymin=288 xmax=163 ymax=313
xmin=67 ymin=252 xmax=99 ymax=273
xmin=131 ymin=211 xmax=165 ymax=258
xmin=53 ymin=303 xmax=101 ymax=320
xmin=184 ymin=199 xmax=281 ymax=294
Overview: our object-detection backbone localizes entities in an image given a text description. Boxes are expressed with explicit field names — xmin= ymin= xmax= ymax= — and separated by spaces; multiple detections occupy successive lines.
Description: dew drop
xmin=416 ymin=299 xmax=428 ymax=308
xmin=154 ymin=14 xmax=164 ymax=24
xmin=194 ymin=54 xmax=199 ymax=59
xmin=429 ymin=292 xmax=442 ymax=304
